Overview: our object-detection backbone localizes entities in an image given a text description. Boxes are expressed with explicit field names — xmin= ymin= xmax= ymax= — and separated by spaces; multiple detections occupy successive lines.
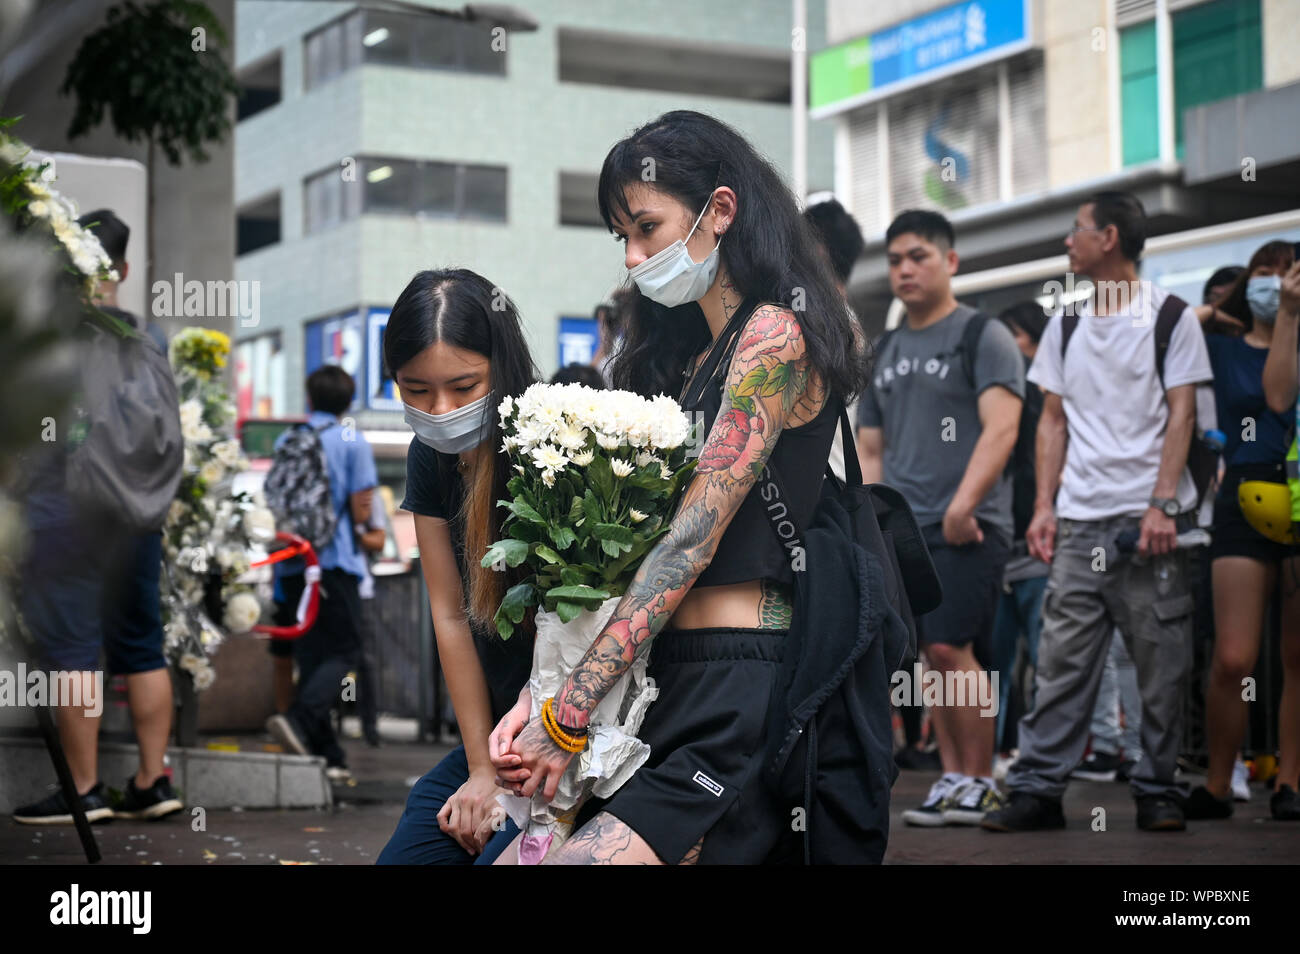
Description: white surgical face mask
xmin=628 ymin=191 xmax=722 ymax=307
xmin=404 ymin=391 xmax=493 ymax=454
xmin=1246 ymin=274 xmax=1281 ymax=324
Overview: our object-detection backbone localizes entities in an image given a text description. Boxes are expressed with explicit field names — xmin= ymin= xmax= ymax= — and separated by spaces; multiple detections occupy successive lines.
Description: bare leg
xmin=923 ymin=648 xmax=960 ymax=775
xmin=545 ymin=812 xmax=664 ymax=865
xmin=126 ymin=667 xmax=173 ymax=788
xmin=1205 ymin=557 xmax=1272 ymax=799
xmin=926 ymin=642 xmax=995 ymax=778
xmin=55 ymin=671 xmax=103 ymax=795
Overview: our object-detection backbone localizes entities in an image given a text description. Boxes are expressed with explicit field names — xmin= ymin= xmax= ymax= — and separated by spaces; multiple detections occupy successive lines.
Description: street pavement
xmin=2 ymin=735 xmax=1296 ymax=865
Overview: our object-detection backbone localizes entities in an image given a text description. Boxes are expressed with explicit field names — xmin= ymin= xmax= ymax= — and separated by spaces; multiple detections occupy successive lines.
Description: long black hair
xmin=598 ymin=110 xmax=866 ymax=402
xmin=384 ymin=267 xmax=539 ymax=629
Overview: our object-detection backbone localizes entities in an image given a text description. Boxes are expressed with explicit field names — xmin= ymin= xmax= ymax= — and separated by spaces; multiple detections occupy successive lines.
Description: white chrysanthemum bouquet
xmin=482 ymin=382 xmax=698 ymax=862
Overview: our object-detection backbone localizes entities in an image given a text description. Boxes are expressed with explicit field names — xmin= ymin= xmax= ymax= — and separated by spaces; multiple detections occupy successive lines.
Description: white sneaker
xmin=993 ymin=752 xmax=1017 ymax=783
xmin=902 ymin=774 xmax=965 ymax=827
xmin=1231 ymin=759 xmax=1251 ymax=802
xmin=943 ymin=778 xmax=1007 ymax=825
xmin=325 ymin=765 xmax=353 ymax=783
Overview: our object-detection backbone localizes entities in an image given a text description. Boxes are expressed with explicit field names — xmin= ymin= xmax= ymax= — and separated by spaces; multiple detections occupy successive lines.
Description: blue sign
xmin=558 ymin=316 xmax=599 ymax=369
xmin=811 ymin=0 xmax=1030 ymax=117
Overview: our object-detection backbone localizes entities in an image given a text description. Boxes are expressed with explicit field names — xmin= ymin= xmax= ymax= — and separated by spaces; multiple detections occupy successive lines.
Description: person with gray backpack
xmin=12 ymin=209 xmax=185 ymax=825
xmin=264 ymin=365 xmax=381 ymax=781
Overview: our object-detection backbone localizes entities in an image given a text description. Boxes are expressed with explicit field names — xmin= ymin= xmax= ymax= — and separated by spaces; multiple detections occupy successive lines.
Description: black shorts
xmin=573 ymin=627 xmax=800 ymax=865
xmin=1212 ymin=462 xmax=1300 ymax=564
xmin=917 ymin=520 xmax=1010 ymax=668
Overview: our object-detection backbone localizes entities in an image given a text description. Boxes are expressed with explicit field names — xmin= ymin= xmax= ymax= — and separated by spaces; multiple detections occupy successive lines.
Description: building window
xmin=558 ymin=27 xmax=788 ymax=102
xmin=236 ymin=192 xmax=281 ymax=256
xmin=304 ymin=159 xmax=507 ymax=234
xmin=237 ymin=52 xmax=281 ymax=121
xmin=1119 ymin=0 xmax=1261 ymax=165
xmin=558 ymin=172 xmax=601 ymax=227
xmin=305 ymin=8 xmax=505 ymax=91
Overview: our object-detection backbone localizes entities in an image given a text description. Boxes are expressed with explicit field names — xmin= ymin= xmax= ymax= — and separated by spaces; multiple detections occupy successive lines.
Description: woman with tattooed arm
xmin=489 ymin=111 xmax=868 ymax=864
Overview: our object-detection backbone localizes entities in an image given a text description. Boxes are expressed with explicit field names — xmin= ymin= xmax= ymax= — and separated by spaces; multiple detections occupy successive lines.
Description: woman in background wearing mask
xmin=1186 ymin=243 xmax=1300 ymax=822
xmin=375 ymin=269 xmax=540 ymax=863
xmin=490 ymin=110 xmax=865 ymax=864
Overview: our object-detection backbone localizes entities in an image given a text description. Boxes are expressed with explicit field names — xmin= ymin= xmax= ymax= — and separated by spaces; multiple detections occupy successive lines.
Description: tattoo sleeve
xmin=555 ymin=305 xmax=813 ymax=727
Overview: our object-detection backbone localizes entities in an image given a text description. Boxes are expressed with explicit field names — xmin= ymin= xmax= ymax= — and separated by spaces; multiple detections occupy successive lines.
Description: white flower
xmin=595 ymin=431 xmax=622 ymax=452
xmin=570 ymin=448 xmax=594 ymax=467
xmin=659 ymin=462 xmax=673 ymax=480
xmin=179 ymin=653 xmax=201 ymax=673
xmin=192 ymin=664 xmax=215 ymax=691
xmin=531 ymin=443 xmax=568 ymax=473
xmin=28 ymin=199 xmax=48 ymax=219
xmin=540 ymin=468 xmax=557 ymax=488
xmin=514 ymin=464 xmax=525 ymax=474
xmin=498 ymin=393 xmax=514 ymax=423
xmin=211 ymin=439 xmax=241 ymax=467
xmin=636 ymin=450 xmax=661 ymax=468
xmin=554 ymin=420 xmax=588 ymax=451
xmin=629 ymin=509 xmax=648 ymax=523
xmin=199 ymin=459 xmax=224 ymax=486
xmin=611 ymin=458 xmax=635 ymax=478
xmin=223 ymin=591 xmax=261 ymax=634
xmin=242 ymin=507 xmax=275 ymax=543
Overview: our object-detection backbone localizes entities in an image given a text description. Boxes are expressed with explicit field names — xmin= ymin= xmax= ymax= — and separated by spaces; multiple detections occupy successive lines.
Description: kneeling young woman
xmin=376 ymin=269 xmax=539 ymax=864
xmin=490 ymin=111 xmax=867 ymax=864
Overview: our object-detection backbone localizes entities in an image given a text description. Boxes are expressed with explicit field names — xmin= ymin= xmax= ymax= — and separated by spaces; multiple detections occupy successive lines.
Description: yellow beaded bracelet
xmin=541 ymin=698 xmax=588 ymax=753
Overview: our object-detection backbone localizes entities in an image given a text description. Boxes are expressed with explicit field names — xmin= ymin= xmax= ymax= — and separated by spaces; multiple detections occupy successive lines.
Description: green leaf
xmin=734 ymin=366 xmax=768 ymax=397
xmin=582 ymin=491 xmax=603 ymax=525
xmin=761 ymin=362 xmax=791 ymax=396
xmin=481 ymin=538 xmax=530 ymax=568
xmin=555 ymin=600 xmax=583 ymax=624
xmin=549 ymin=524 xmax=577 ymax=551
xmin=600 ymin=538 xmax=624 ymax=558
xmin=533 ymin=544 xmax=564 ymax=565
xmin=736 ymin=395 xmax=756 ymax=415
xmin=545 ymin=584 xmax=612 ymax=605
xmin=559 ymin=566 xmax=587 ymax=587
xmin=592 ymin=522 xmax=635 ymax=547
xmin=588 ymin=455 xmax=614 ymax=500
xmin=495 ymin=582 xmax=537 ymax=640
xmin=568 ymin=495 xmax=586 ymax=523
xmin=503 ymin=498 xmax=546 ymax=526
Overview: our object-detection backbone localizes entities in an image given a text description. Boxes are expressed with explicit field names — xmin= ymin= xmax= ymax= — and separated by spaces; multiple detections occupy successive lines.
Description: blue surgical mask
xmin=628 ymin=191 xmax=722 ymax=308
xmin=404 ymin=392 xmax=493 ymax=454
xmin=1246 ymin=274 xmax=1281 ymax=324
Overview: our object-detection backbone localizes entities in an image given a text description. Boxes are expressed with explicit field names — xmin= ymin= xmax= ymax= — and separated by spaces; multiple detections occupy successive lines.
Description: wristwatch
xmin=1149 ymin=496 xmax=1180 ymax=517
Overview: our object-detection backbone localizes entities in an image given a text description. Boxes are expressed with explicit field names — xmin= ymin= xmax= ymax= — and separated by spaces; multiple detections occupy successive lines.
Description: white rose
xmin=223 ymin=591 xmax=261 ymax=634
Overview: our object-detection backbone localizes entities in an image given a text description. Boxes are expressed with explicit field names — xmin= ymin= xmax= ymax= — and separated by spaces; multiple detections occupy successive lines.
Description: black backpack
xmin=1060 ymin=292 xmax=1219 ymax=505
xmin=759 ymin=409 xmax=943 ymax=863
xmin=264 ymin=421 xmax=343 ymax=552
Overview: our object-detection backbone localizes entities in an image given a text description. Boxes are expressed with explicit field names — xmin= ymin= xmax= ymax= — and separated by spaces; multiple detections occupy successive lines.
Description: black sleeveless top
xmin=678 ymin=298 xmax=841 ymax=588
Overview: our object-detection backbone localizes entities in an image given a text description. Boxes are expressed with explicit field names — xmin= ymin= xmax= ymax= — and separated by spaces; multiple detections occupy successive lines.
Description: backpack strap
xmin=1153 ymin=293 xmax=1189 ymax=391
xmin=1060 ymin=312 xmax=1080 ymax=364
xmin=957 ymin=312 xmax=988 ymax=390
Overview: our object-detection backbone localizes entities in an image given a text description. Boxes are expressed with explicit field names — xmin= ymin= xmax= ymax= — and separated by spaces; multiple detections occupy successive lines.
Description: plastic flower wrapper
xmin=482 ymin=382 xmax=699 ymax=862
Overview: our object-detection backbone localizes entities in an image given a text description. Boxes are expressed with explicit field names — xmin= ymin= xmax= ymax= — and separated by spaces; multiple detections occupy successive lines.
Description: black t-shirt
xmin=401 ymin=436 xmax=533 ymax=722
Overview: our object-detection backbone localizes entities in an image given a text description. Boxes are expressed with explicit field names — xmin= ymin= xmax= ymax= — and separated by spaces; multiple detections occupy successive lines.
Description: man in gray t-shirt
xmin=856 ymin=210 xmax=1024 ymax=830
xmin=858 ymin=303 xmax=1025 ymax=541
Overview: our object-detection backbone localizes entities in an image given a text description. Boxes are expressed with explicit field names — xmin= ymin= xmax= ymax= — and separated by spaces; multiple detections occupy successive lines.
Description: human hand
xmin=1026 ymin=504 xmax=1057 ymax=563
xmin=1280 ymin=260 xmax=1300 ymax=317
xmin=490 ymin=687 xmax=532 ymax=792
xmin=942 ymin=503 xmax=983 ymax=546
xmin=1138 ymin=507 xmax=1176 ymax=557
xmin=437 ymin=767 xmax=504 ymax=855
xmin=509 ymin=718 xmax=576 ymax=804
